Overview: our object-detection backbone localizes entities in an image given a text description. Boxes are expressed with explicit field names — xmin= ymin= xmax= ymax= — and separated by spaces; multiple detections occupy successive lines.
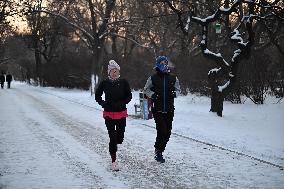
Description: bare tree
xmin=165 ymin=0 xmax=283 ymax=116
xmin=23 ymin=0 xmax=118 ymax=94
xmin=23 ymin=0 xmax=45 ymax=85
xmin=0 ymin=0 xmax=15 ymax=65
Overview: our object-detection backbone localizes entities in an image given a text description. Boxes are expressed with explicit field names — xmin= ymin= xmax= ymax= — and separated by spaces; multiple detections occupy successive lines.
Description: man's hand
xmin=151 ymin=93 xmax=159 ymax=101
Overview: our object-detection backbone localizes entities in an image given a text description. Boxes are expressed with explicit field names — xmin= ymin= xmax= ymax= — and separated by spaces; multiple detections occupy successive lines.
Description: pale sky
xmin=8 ymin=15 xmax=29 ymax=33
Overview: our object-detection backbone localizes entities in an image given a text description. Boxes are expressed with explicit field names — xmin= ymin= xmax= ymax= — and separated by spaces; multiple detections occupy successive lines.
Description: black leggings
xmin=105 ymin=117 xmax=126 ymax=154
xmin=153 ymin=111 xmax=174 ymax=153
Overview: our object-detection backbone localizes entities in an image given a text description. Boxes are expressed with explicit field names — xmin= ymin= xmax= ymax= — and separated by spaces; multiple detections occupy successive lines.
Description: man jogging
xmin=144 ymin=55 xmax=181 ymax=163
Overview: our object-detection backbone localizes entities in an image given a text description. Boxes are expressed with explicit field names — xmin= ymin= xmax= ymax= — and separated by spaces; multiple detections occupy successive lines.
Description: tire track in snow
xmin=16 ymin=86 xmax=284 ymax=188
xmin=17 ymin=88 xmax=194 ymax=188
xmin=33 ymin=87 xmax=284 ymax=170
xmin=9 ymin=89 xmax=124 ymax=189
xmin=23 ymin=118 xmax=109 ymax=189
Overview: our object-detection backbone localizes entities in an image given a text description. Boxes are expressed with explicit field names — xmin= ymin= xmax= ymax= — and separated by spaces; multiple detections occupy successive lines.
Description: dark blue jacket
xmin=144 ymin=71 xmax=181 ymax=113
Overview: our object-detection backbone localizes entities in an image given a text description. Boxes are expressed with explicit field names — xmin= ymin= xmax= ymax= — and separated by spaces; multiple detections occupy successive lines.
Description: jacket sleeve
xmin=124 ymin=80 xmax=132 ymax=104
xmin=95 ymin=81 xmax=105 ymax=106
xmin=174 ymin=77 xmax=182 ymax=97
xmin=143 ymin=76 xmax=154 ymax=98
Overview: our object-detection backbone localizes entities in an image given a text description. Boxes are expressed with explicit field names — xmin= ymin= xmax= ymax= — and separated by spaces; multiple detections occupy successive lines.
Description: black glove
xmin=100 ymin=101 xmax=107 ymax=109
xmin=170 ymin=91 xmax=177 ymax=98
xmin=151 ymin=93 xmax=159 ymax=101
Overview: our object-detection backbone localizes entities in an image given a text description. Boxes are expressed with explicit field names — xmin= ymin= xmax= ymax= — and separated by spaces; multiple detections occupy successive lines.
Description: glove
xmin=151 ymin=93 xmax=159 ymax=101
xmin=170 ymin=91 xmax=177 ymax=98
xmin=101 ymin=101 xmax=107 ymax=109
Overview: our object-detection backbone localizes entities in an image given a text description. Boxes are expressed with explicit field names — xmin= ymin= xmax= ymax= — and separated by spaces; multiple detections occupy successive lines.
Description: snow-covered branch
xmin=204 ymin=49 xmax=230 ymax=67
xmin=218 ymin=80 xmax=231 ymax=92
xmin=208 ymin=67 xmax=222 ymax=76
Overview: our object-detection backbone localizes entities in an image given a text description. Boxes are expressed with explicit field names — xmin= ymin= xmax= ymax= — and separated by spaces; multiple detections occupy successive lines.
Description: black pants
xmin=7 ymin=82 xmax=11 ymax=88
xmin=1 ymin=82 xmax=3 ymax=89
xmin=153 ymin=111 xmax=174 ymax=153
xmin=105 ymin=117 xmax=126 ymax=154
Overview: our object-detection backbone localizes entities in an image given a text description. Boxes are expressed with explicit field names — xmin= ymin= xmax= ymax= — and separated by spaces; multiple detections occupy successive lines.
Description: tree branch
xmin=32 ymin=9 xmax=94 ymax=42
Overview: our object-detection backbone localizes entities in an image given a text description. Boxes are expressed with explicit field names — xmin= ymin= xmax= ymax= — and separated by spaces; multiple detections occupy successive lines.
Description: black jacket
xmin=6 ymin=74 xmax=12 ymax=82
xmin=144 ymin=71 xmax=181 ymax=113
xmin=0 ymin=75 xmax=5 ymax=83
xmin=95 ymin=78 xmax=132 ymax=112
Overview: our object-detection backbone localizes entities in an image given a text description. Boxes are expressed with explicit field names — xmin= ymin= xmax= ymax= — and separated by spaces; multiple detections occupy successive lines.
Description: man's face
xmin=160 ymin=60 xmax=168 ymax=65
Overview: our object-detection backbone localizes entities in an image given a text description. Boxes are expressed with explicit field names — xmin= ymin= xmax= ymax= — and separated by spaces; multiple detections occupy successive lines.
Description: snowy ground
xmin=0 ymin=82 xmax=283 ymax=189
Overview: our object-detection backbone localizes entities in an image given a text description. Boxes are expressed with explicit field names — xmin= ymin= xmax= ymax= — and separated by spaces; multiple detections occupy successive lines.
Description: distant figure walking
xmin=95 ymin=60 xmax=132 ymax=171
xmin=6 ymin=72 xmax=12 ymax=89
xmin=0 ymin=73 xmax=5 ymax=89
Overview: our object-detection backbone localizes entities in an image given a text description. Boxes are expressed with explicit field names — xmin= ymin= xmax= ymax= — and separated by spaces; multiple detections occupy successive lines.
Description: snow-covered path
xmin=0 ymin=84 xmax=283 ymax=188
xmin=0 ymin=86 xmax=127 ymax=189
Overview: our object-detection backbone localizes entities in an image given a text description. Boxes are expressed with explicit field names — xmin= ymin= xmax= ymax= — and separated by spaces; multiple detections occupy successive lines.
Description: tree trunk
xmin=90 ymin=49 xmax=99 ymax=95
xmin=90 ymin=43 xmax=105 ymax=95
xmin=210 ymin=79 xmax=224 ymax=117
xmin=34 ymin=40 xmax=42 ymax=85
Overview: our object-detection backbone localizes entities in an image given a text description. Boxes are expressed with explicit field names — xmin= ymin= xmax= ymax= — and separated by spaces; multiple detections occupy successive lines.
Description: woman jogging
xmin=95 ymin=60 xmax=132 ymax=171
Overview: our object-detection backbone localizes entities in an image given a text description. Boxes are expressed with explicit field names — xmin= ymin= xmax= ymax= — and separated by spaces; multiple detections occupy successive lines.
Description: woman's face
xmin=109 ymin=68 xmax=120 ymax=80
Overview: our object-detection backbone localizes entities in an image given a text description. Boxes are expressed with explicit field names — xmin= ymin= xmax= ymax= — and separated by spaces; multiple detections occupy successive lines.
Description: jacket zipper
xmin=163 ymin=75 xmax=166 ymax=112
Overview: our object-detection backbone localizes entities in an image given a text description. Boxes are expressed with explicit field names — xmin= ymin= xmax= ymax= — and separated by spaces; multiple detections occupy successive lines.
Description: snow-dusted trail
xmin=0 ymin=87 xmax=127 ymax=189
xmin=1 ymin=85 xmax=284 ymax=188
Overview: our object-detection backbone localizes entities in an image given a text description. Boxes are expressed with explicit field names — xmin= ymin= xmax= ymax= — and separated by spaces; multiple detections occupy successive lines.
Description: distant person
xmin=0 ymin=73 xmax=5 ymax=89
xmin=144 ymin=55 xmax=181 ymax=163
xmin=95 ymin=60 xmax=132 ymax=171
xmin=5 ymin=72 xmax=12 ymax=89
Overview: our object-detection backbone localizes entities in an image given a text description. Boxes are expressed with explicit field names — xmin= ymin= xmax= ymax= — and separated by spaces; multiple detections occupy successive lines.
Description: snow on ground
xmin=0 ymin=82 xmax=283 ymax=188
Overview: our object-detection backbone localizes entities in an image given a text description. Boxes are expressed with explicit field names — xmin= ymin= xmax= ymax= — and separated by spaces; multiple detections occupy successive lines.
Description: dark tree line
xmin=1 ymin=0 xmax=283 ymax=114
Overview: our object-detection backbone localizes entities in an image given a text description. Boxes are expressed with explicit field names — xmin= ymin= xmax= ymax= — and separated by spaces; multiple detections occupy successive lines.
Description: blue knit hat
xmin=156 ymin=56 xmax=168 ymax=65
xmin=155 ymin=56 xmax=169 ymax=72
